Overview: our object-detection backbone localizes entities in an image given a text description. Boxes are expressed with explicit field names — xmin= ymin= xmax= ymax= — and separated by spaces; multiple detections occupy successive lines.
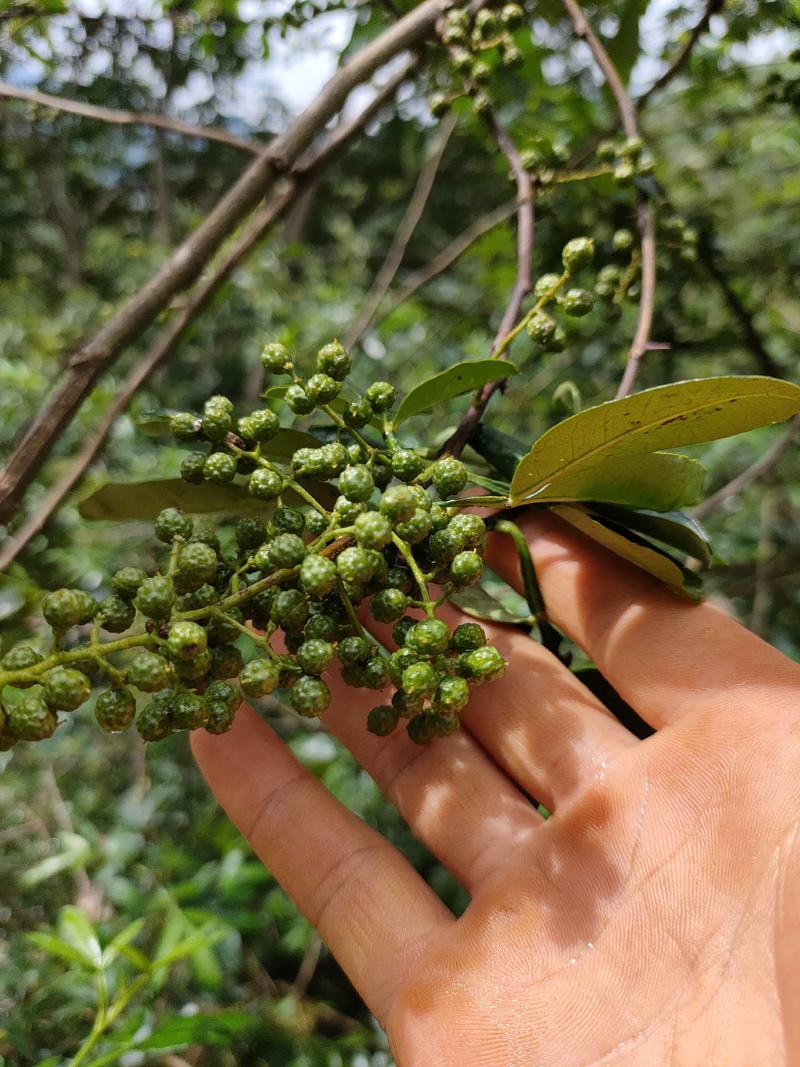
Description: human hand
xmin=192 ymin=513 xmax=800 ymax=1066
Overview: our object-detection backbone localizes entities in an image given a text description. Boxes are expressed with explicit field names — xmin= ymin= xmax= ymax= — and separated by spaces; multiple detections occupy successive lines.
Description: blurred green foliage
xmin=0 ymin=0 xmax=798 ymax=1062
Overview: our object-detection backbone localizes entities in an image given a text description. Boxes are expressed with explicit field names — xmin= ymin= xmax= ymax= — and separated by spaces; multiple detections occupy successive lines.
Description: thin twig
xmin=0 ymin=0 xmax=469 ymax=525
xmin=693 ymin=415 xmax=800 ymax=520
xmin=345 ymin=111 xmax=458 ymax=347
xmin=0 ymin=66 xmax=413 ymax=572
xmin=0 ymin=81 xmax=262 ymax=154
xmin=558 ymin=0 xmax=657 ymax=399
xmin=638 ymin=0 xmax=725 ymax=106
xmin=374 ymin=200 xmax=515 ymax=324
xmin=442 ymin=112 xmax=534 ymax=458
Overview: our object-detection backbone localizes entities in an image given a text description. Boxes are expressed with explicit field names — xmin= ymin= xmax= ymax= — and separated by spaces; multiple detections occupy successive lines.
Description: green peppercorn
xmin=342 ymin=398 xmax=371 ymax=428
xmin=42 ymin=668 xmax=91 ymax=712
xmin=428 ymin=526 xmax=466 ymax=563
xmin=433 ymin=675 xmax=469 ymax=713
xmin=246 ymin=467 xmax=282 ymax=501
xmin=526 ymin=310 xmax=558 ymax=346
xmin=392 ymin=688 xmax=425 ymax=717
xmin=306 ymin=373 xmax=340 ymax=405
xmin=95 ymin=687 xmax=136 ymax=732
xmin=108 ymin=570 xmax=146 ymax=606
xmin=612 ymin=228 xmax=634 ymax=252
xmin=559 ymin=287 xmax=594 ymax=317
xmin=176 ymin=542 xmax=217 ymax=592
xmin=432 ymin=457 xmax=468 ymax=498
xmin=297 ymin=639 xmax=334 ymax=676
xmin=406 ymin=711 xmax=438 ymax=745
xmin=136 ymin=576 xmax=175 ymax=619
xmin=268 ymin=532 xmax=306 ymax=569
xmin=172 ymin=691 xmax=209 ymax=730
xmin=205 ymin=680 xmax=239 ymax=710
xmin=402 ymin=661 xmax=439 ymax=698
xmin=202 ymin=396 xmax=233 ymax=441
xmin=406 ymin=618 xmax=450 ymax=656
xmin=98 ymin=593 xmax=136 ymax=635
xmin=290 ymin=675 xmax=330 ymax=717
xmin=338 ymin=464 xmax=373 ymax=503
xmin=286 ymin=384 xmax=315 ymax=415
xmin=365 ymin=381 xmax=396 ymax=412
xmin=379 ymin=484 xmax=417 ymax=523
xmin=462 ymin=645 xmax=507 ymax=682
xmin=335 ymin=546 xmax=372 ymax=586
xmin=136 ymin=692 xmax=174 ymax=741
xmin=367 ymin=705 xmax=398 ymax=736
xmin=238 ymin=658 xmax=278 ymax=698
xmin=304 ymin=509 xmax=329 ymax=536
xmin=204 ymin=451 xmax=237 ymax=484
xmin=167 ymin=621 xmax=208 ymax=662
xmin=127 ymin=651 xmax=172 ymax=692
xmin=205 ymin=700 xmax=236 ymax=734
xmin=9 ymin=695 xmax=58 ymax=741
xmin=171 ymin=412 xmax=200 ymax=441
xmin=2 ymin=645 xmax=43 ymax=675
xmin=260 ymin=341 xmax=292 ymax=373
xmin=534 ymin=273 xmax=562 ymax=299
xmin=430 ymin=709 xmax=461 ymax=737
xmin=298 ymin=555 xmax=336 ymax=600
xmin=154 ymin=507 xmax=193 ymax=544
xmin=270 ymin=588 xmax=309 ymax=631
xmin=449 ymin=549 xmax=483 ymax=586
xmin=269 ymin=506 xmax=306 ymax=536
xmin=389 ymin=449 xmax=425 ymax=483
xmin=562 ymin=236 xmax=595 ymax=273
xmin=41 ymin=588 xmax=93 ymax=631
xmin=361 ymin=656 xmax=391 ymax=690
xmin=545 ymin=324 xmax=566 ymax=352
xmin=338 ymin=635 xmax=372 ymax=666
xmin=209 ymin=644 xmax=244 ymax=680
xmin=451 ymin=622 xmax=487 ymax=652
xmin=613 ymin=160 xmax=635 ymax=186
xmin=369 ymin=587 xmax=408 ymax=623
xmin=352 ymin=511 xmax=390 ymax=550
xmin=304 ymin=613 xmax=338 ymax=643
xmin=316 ymin=340 xmax=351 ymax=380
xmin=387 ymin=648 xmax=419 ymax=687
xmin=181 ymin=452 xmax=207 ymax=484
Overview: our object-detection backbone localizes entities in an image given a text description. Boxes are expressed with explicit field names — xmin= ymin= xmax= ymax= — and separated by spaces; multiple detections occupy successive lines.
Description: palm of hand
xmin=194 ymin=515 xmax=800 ymax=1066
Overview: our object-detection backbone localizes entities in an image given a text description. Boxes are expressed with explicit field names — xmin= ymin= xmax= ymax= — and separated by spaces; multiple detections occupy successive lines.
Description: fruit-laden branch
xmin=0 ymin=64 xmax=414 ymax=573
xmin=345 ymin=110 xmax=458 ymax=348
xmin=442 ymin=111 xmax=535 ymax=458
xmin=693 ymin=414 xmax=800 ymax=520
xmin=0 ymin=0 xmax=470 ymax=527
xmin=559 ymin=0 xmax=657 ymax=400
xmin=0 ymin=81 xmax=262 ymax=154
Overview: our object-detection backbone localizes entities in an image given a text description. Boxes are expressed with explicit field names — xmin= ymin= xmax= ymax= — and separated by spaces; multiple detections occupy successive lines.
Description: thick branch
xmin=0 ymin=67 xmax=413 ymax=570
xmin=443 ymin=112 xmax=535 ymax=458
xmin=0 ymin=0 xmax=462 ymax=526
xmin=693 ymin=415 xmax=799 ymax=520
xmin=0 ymin=81 xmax=261 ymax=154
xmin=559 ymin=0 xmax=657 ymax=399
xmin=345 ymin=110 xmax=458 ymax=348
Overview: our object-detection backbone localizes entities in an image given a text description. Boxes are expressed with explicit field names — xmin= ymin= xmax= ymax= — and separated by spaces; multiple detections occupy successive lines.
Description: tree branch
xmin=0 ymin=0 xmax=466 ymax=527
xmin=345 ymin=110 xmax=458 ymax=348
xmin=638 ymin=0 xmax=725 ymax=106
xmin=0 ymin=81 xmax=262 ymax=154
xmin=693 ymin=415 xmax=800 ymax=520
xmin=374 ymin=200 xmax=516 ymax=324
xmin=0 ymin=66 xmax=413 ymax=571
xmin=442 ymin=111 xmax=534 ymax=458
xmin=559 ymin=0 xmax=657 ymax=398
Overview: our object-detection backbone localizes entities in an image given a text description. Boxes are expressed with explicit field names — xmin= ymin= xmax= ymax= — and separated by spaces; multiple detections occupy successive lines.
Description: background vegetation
xmin=0 ymin=0 xmax=798 ymax=1063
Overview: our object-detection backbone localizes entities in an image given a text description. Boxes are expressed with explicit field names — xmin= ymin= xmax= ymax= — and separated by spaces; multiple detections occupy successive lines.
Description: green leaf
xmin=102 ymin=918 xmax=146 ymax=967
xmin=449 ymin=583 xmax=534 ymax=626
xmin=134 ymin=1010 xmax=254 ymax=1052
xmin=259 ymin=428 xmax=323 ymax=463
xmin=57 ymin=905 xmax=102 ymax=969
xmin=393 ymin=359 xmax=519 ymax=426
xmin=588 ymin=505 xmax=713 ymax=566
xmin=550 ymin=504 xmax=703 ymax=600
xmin=516 ymin=450 xmax=707 ymax=511
xmin=135 ymin=410 xmax=178 ymax=437
xmin=26 ymin=931 xmax=95 ymax=969
xmin=78 ymin=477 xmax=334 ymax=521
xmin=153 ymin=925 xmax=223 ymax=971
xmin=510 ymin=376 xmax=800 ymax=506
xmin=468 ymin=423 xmax=528 ymax=480
xmin=19 ymin=831 xmax=91 ymax=888
xmin=605 ymin=0 xmax=648 ymax=84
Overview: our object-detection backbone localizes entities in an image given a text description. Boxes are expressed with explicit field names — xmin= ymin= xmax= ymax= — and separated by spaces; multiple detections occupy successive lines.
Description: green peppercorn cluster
xmin=596 ymin=135 xmax=655 ymax=186
xmin=430 ymin=2 xmax=525 ymax=118
xmin=0 ymin=340 xmax=507 ymax=751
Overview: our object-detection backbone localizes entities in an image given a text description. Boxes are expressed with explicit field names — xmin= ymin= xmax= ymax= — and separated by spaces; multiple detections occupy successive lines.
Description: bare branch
xmin=693 ymin=415 xmax=800 ymax=520
xmin=0 ymin=0 xmax=462 ymax=525
xmin=0 ymin=66 xmax=413 ymax=570
xmin=0 ymin=81 xmax=262 ymax=154
xmin=345 ymin=111 xmax=458 ymax=348
xmin=638 ymin=0 xmax=725 ymax=105
xmin=375 ymin=200 xmax=516 ymax=323
xmin=442 ymin=111 xmax=535 ymax=458
xmin=558 ymin=0 xmax=657 ymax=399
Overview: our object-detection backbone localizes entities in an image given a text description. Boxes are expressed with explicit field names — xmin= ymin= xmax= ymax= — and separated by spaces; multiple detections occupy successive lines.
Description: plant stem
xmin=392 ymin=533 xmax=434 ymax=616
xmin=494 ymin=519 xmax=562 ymax=657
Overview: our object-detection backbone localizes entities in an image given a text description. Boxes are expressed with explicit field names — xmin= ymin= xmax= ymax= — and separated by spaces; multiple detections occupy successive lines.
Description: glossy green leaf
xmin=394 ymin=359 xmax=519 ymax=426
xmin=449 ymin=583 xmax=534 ymax=626
xmin=468 ymin=423 xmax=527 ymax=480
xmin=550 ymin=504 xmax=703 ymax=600
xmin=510 ymin=376 xmax=800 ymax=505
xmin=135 ymin=1010 xmax=254 ymax=1052
xmin=102 ymin=917 xmax=146 ymax=968
xmin=58 ymin=905 xmax=102 ymax=969
xmin=78 ymin=477 xmax=334 ymax=521
xmin=19 ymin=832 xmax=91 ymax=888
xmin=589 ymin=505 xmax=713 ymax=566
xmin=517 ymin=450 xmax=707 ymax=511
xmin=26 ymin=931 xmax=95 ymax=969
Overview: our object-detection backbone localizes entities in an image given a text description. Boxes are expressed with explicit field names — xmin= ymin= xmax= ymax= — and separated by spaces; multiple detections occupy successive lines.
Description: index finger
xmin=486 ymin=511 xmax=800 ymax=729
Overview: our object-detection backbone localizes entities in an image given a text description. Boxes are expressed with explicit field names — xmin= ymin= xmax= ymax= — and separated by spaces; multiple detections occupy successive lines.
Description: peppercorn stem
xmin=391 ymin=533 xmax=434 ymax=617
xmin=494 ymin=518 xmax=562 ymax=656
xmin=0 ymin=632 xmax=157 ymax=688
xmin=491 ymin=270 xmax=570 ymax=361
xmin=320 ymin=404 xmax=375 ymax=456
xmin=284 ymin=474 xmax=331 ymax=518
xmin=337 ymin=580 xmax=369 ymax=639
